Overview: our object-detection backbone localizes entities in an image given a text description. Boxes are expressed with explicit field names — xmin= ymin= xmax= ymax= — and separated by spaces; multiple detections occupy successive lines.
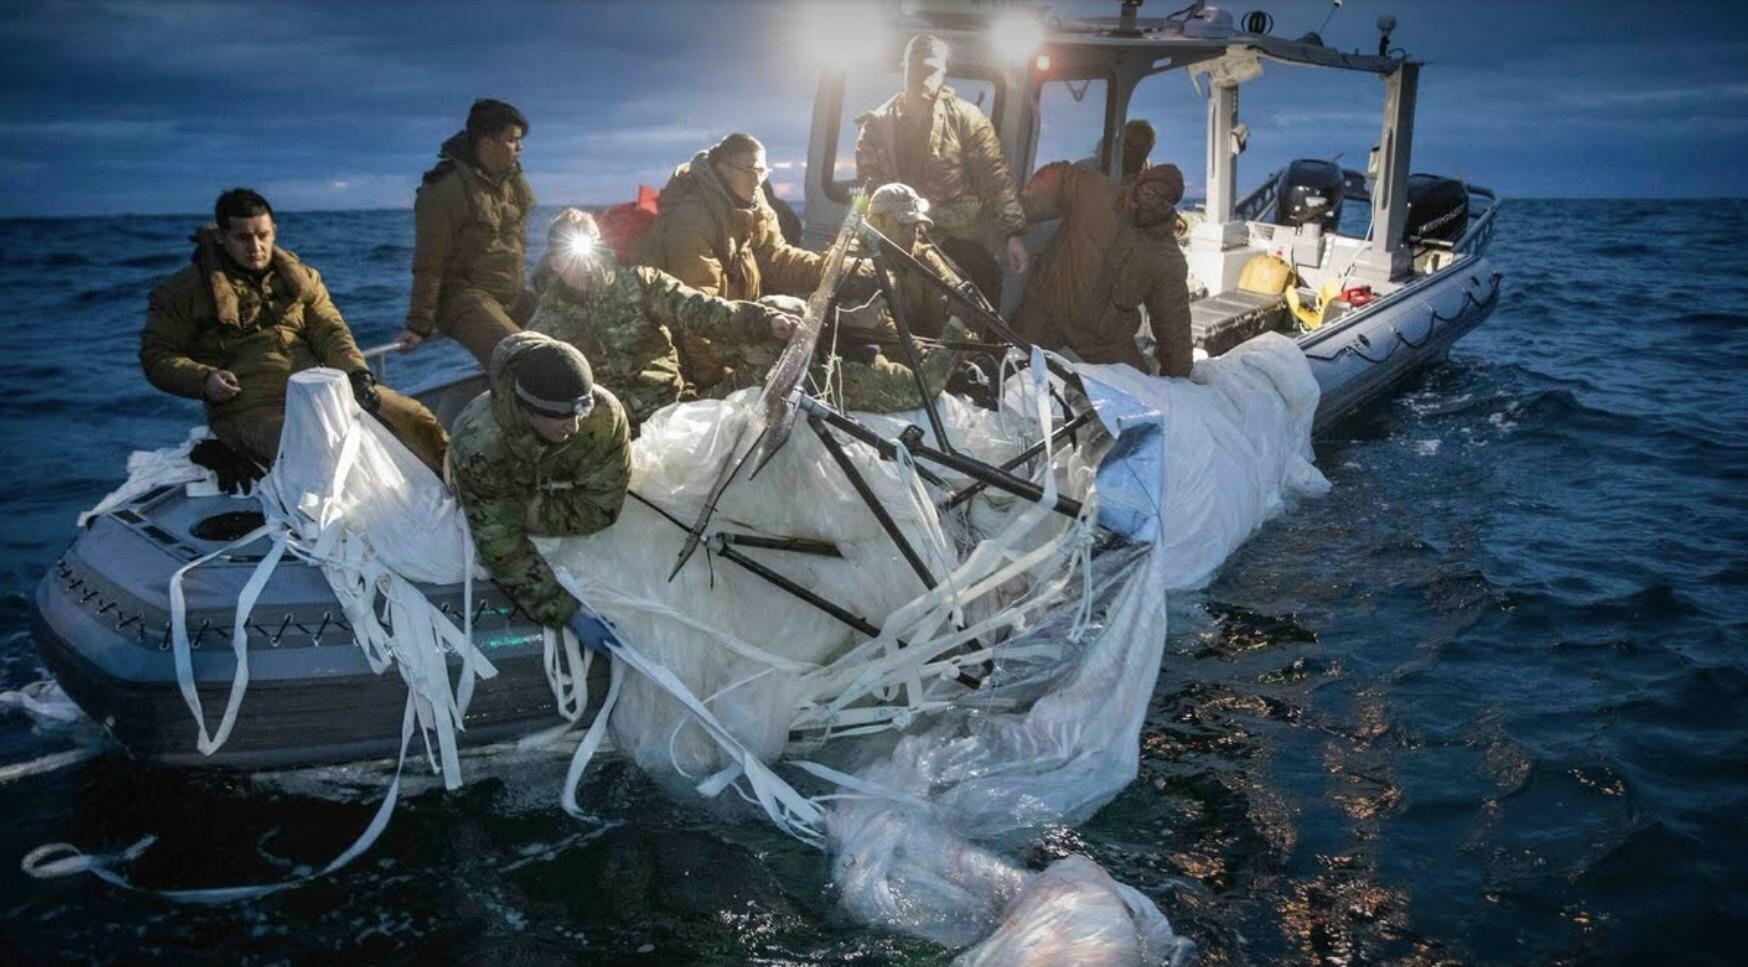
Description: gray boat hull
xmin=30 ymin=258 xmax=1497 ymax=770
xmin=31 ymin=458 xmax=607 ymax=771
xmin=1303 ymin=259 xmax=1502 ymax=432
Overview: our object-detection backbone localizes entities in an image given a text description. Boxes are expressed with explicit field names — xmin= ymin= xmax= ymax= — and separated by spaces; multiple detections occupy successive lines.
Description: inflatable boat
xmin=30 ymin=5 xmax=1500 ymax=772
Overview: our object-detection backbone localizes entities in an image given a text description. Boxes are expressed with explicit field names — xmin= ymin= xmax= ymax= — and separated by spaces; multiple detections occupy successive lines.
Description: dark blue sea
xmin=1 ymin=200 xmax=1745 ymax=963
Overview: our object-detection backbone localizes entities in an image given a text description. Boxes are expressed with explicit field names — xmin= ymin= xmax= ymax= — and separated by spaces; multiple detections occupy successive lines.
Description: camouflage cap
xmin=869 ymin=183 xmax=933 ymax=225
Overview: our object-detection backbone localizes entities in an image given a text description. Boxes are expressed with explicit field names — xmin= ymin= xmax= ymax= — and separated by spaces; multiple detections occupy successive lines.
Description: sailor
xmin=807 ymin=182 xmax=967 ymax=413
xmin=447 ymin=332 xmax=631 ymax=634
xmin=856 ymin=182 xmax=969 ymax=339
xmin=854 ymin=33 xmax=1029 ymax=305
xmin=140 ymin=188 xmax=449 ymax=475
xmin=530 ymin=209 xmax=798 ymax=432
xmin=1012 ymin=162 xmax=1195 ymax=377
xmin=397 ymin=98 xmax=538 ymax=367
xmin=1074 ymin=119 xmax=1157 ymax=186
xmin=815 ymin=308 xmax=964 ymax=415
xmin=634 ymin=132 xmax=831 ymax=395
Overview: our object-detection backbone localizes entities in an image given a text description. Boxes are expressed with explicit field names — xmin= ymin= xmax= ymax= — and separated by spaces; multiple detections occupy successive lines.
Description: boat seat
xmin=1191 ymin=289 xmax=1291 ymax=356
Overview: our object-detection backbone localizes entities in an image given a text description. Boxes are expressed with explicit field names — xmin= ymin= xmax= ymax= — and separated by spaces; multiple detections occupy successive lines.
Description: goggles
xmin=514 ymin=383 xmax=595 ymax=419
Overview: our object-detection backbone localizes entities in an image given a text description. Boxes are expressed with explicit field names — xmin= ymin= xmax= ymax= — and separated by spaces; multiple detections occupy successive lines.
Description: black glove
xmin=348 ymin=369 xmax=382 ymax=414
xmin=189 ymin=438 xmax=268 ymax=496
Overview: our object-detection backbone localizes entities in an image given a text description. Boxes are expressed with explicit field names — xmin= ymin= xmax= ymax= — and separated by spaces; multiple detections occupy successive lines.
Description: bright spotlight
xmin=793 ymin=1 xmax=891 ymax=67
xmin=989 ymin=11 xmax=1045 ymax=66
xmin=565 ymin=232 xmax=598 ymax=260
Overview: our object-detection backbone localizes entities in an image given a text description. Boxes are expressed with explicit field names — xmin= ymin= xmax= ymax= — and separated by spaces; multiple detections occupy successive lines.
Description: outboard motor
xmin=1273 ymin=159 xmax=1345 ymax=231
xmin=1402 ymin=174 xmax=1469 ymax=243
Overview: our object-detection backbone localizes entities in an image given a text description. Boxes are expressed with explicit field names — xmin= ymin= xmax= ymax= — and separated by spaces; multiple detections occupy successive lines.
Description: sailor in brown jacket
xmin=141 ymin=189 xmax=448 ymax=472
xmin=855 ymin=34 xmax=1030 ymax=302
xmin=634 ymin=132 xmax=829 ymax=393
xmin=1012 ymin=162 xmax=1195 ymax=377
xmin=397 ymin=99 xmax=538 ymax=367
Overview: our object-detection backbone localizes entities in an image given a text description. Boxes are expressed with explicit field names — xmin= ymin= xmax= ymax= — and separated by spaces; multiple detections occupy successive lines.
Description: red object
xmin=1341 ymin=285 xmax=1375 ymax=307
xmin=599 ymin=185 xmax=660 ymax=263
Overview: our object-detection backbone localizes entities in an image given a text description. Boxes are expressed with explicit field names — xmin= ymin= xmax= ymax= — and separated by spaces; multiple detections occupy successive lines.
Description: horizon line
xmin=5 ymin=195 xmax=1746 ymax=223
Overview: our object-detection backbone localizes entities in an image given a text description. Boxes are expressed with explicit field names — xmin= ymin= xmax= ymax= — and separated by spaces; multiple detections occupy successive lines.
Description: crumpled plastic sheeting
xmin=1078 ymin=332 xmax=1330 ymax=591
xmin=539 ymin=389 xmax=1052 ymax=778
xmin=821 ymin=335 xmax=1326 ymax=965
xmin=960 ymin=856 xmax=1189 ymax=967
xmin=76 ymin=426 xmax=218 ymax=527
xmin=533 ymin=333 xmax=1324 ymax=963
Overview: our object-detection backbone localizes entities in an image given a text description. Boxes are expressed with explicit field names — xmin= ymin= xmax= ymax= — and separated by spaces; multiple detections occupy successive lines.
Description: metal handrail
xmin=1232 ymin=171 xmax=1280 ymax=222
xmin=1452 ymin=191 xmax=1499 ymax=256
xmin=360 ymin=342 xmax=400 ymax=383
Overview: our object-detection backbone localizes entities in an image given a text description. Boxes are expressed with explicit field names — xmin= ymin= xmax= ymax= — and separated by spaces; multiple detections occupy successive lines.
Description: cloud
xmin=0 ymin=119 xmax=181 ymax=141
xmin=1557 ymin=82 xmax=1748 ymax=108
xmin=2 ymin=0 xmax=1746 ymax=215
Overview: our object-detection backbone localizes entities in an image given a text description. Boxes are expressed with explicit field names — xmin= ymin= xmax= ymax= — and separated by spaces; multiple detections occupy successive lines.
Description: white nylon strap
xmin=168 ymin=523 xmax=282 ymax=756
xmin=22 ymin=689 xmax=420 ymax=904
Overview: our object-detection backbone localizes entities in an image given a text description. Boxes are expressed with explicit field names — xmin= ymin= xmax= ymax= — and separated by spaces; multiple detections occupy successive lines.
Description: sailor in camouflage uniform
xmin=529 ymin=209 xmax=797 ymax=431
xmin=447 ymin=332 xmax=631 ymax=631
xmin=812 ymin=183 xmax=965 ymax=414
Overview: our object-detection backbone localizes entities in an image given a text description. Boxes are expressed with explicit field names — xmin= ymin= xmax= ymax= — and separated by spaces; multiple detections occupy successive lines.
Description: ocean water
xmin=1 ymin=200 xmax=1745 ymax=963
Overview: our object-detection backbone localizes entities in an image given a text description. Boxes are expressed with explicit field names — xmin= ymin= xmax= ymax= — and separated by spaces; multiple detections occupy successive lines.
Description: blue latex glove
xmin=566 ymin=609 xmax=616 ymax=654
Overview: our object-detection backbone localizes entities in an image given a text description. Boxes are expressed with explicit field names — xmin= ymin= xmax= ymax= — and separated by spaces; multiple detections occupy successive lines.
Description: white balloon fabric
xmin=77 ymin=333 xmax=1326 ymax=960
xmin=538 ymin=333 xmax=1326 ymax=963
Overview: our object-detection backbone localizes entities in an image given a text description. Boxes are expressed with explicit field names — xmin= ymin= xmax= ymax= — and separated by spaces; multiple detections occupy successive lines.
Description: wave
xmin=1588 ymin=241 xmax=1656 ymax=259
xmin=115 ymin=252 xmax=183 ymax=270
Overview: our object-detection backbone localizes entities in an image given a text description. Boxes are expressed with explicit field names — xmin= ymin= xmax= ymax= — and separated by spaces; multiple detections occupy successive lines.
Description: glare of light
xmin=565 ymin=232 xmax=598 ymax=260
xmin=989 ymin=11 xmax=1045 ymax=66
xmin=793 ymin=1 xmax=891 ymax=68
xmin=1033 ymin=53 xmax=1051 ymax=72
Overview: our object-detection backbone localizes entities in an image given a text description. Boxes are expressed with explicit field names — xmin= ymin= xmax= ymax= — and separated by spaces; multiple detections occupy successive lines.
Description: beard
xmin=1133 ymin=204 xmax=1171 ymax=229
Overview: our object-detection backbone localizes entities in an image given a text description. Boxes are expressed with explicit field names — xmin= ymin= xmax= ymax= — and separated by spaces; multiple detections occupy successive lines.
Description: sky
xmin=1 ymin=0 xmax=1745 ymax=218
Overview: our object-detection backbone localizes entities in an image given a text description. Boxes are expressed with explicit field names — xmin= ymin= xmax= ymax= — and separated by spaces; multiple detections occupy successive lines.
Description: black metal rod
xmin=808 ymin=415 xmax=938 ymax=591
xmin=712 ymin=540 xmax=877 ymax=636
xmin=719 ymin=533 xmax=842 ymax=558
xmin=798 ymin=398 xmax=946 ymax=487
xmin=860 ymin=221 xmax=1081 ymax=388
xmin=797 ymin=394 xmax=1082 ymax=519
xmin=865 ymin=239 xmax=951 ymax=452
xmin=631 ymin=480 xmax=986 ymax=688
xmin=712 ymin=540 xmax=984 ymax=690
xmin=940 ymin=408 xmax=1099 ymax=512
xmin=912 ymin=441 xmax=1084 ymax=519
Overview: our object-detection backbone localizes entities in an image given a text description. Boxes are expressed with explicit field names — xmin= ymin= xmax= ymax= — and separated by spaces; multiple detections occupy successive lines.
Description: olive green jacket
xmin=407 ymin=132 xmax=537 ymax=335
xmin=886 ymin=234 xmax=967 ymax=339
xmin=447 ymin=332 xmax=632 ymax=627
xmin=855 ymin=88 xmax=1027 ymax=242
xmin=140 ymin=231 xmax=368 ymax=418
xmin=634 ymin=150 xmax=826 ymax=390
xmin=1013 ymin=162 xmax=1194 ymax=377
xmin=528 ymin=264 xmax=774 ymax=430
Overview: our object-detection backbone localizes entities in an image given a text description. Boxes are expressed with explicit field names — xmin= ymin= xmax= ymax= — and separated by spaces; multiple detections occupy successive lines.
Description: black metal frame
xmin=630 ymin=490 xmax=982 ymax=689
xmin=642 ymin=213 xmax=1105 ymax=691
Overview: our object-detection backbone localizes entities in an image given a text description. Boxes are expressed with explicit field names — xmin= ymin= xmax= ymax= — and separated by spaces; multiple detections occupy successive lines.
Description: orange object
xmin=599 ymin=185 xmax=660 ymax=263
xmin=1341 ymin=285 xmax=1375 ymax=307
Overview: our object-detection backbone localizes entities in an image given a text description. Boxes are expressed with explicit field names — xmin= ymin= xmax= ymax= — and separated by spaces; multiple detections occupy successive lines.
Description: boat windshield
xmin=1032 ymin=74 xmax=1112 ymax=175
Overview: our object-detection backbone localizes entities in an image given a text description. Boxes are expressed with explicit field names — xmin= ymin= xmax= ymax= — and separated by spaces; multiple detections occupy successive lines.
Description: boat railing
xmin=361 ymin=342 xmax=399 ymax=384
xmin=1452 ymin=186 xmax=1498 ymax=256
xmin=1232 ymin=175 xmax=1279 ymax=223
